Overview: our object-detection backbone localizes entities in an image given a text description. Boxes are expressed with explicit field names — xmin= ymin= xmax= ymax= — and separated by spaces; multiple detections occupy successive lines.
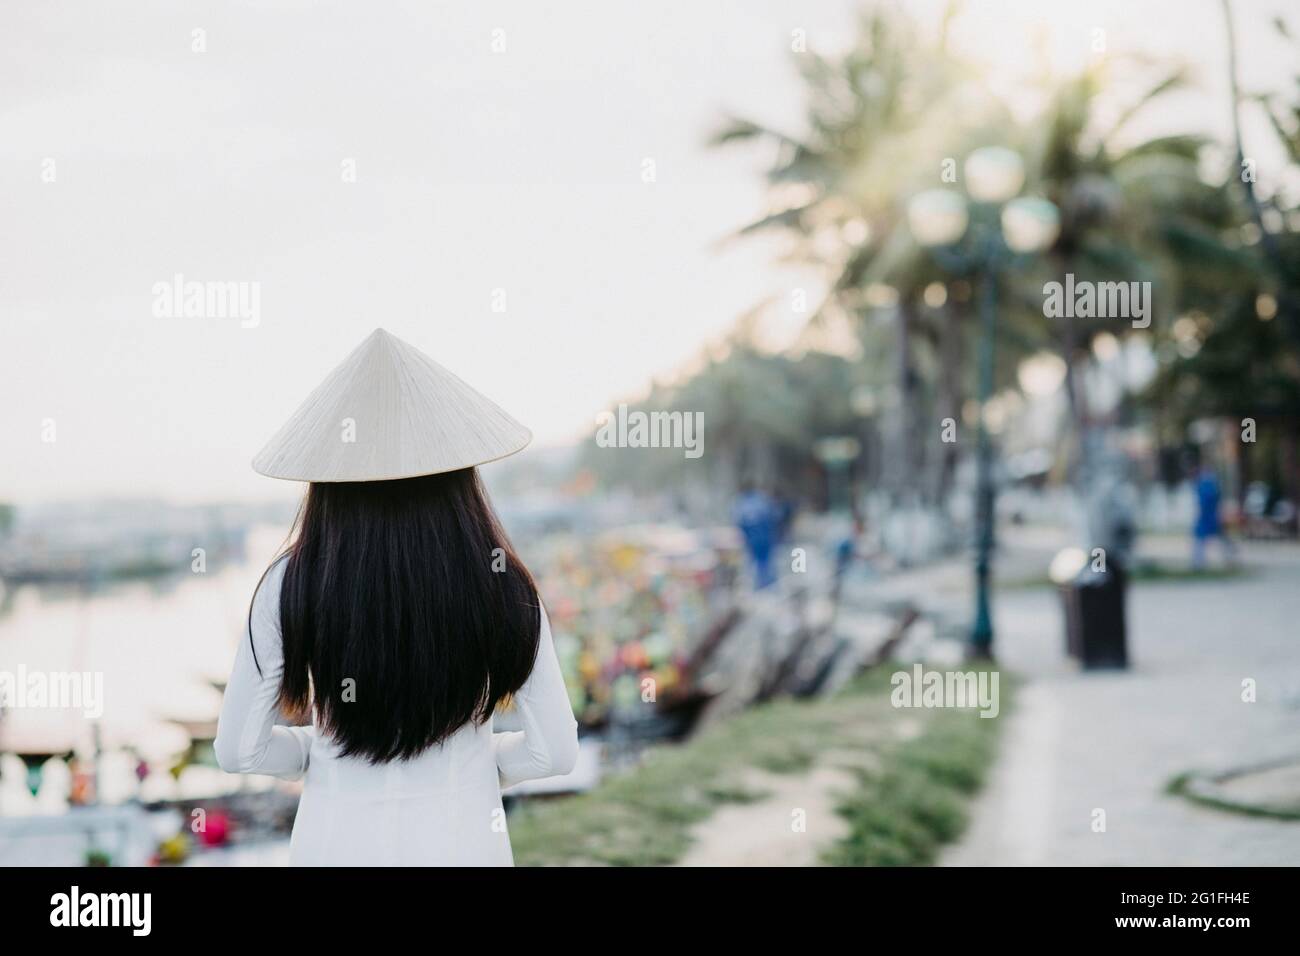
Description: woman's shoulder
xmin=263 ymin=552 xmax=291 ymax=590
xmin=250 ymin=554 xmax=290 ymax=629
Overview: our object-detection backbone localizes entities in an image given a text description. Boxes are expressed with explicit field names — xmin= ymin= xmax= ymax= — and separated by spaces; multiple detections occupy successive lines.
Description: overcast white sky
xmin=2 ymin=1 xmax=1294 ymax=503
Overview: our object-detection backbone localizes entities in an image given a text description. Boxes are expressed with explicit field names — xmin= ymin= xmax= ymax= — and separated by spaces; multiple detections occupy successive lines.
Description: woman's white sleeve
xmin=492 ymin=605 xmax=580 ymax=790
xmin=214 ymin=560 xmax=315 ymax=780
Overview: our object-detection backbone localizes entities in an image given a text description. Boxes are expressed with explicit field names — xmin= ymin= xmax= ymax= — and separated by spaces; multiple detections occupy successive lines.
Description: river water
xmin=0 ymin=527 xmax=288 ymax=814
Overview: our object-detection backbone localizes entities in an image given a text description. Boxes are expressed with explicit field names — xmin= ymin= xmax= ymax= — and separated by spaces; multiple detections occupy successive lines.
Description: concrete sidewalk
xmin=939 ymin=538 xmax=1300 ymax=865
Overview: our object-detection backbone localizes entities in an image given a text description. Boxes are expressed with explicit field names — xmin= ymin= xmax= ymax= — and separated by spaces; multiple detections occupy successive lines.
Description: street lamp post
xmin=908 ymin=148 xmax=1059 ymax=659
xmin=970 ymin=231 xmax=999 ymax=654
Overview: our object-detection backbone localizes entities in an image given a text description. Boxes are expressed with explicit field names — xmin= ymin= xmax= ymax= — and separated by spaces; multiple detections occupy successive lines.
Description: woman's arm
xmin=492 ymin=605 xmax=580 ymax=790
xmin=214 ymin=559 xmax=314 ymax=780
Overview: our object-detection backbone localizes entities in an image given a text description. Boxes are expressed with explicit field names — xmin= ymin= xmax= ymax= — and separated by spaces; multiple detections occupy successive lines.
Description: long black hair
xmin=250 ymin=468 xmax=541 ymax=763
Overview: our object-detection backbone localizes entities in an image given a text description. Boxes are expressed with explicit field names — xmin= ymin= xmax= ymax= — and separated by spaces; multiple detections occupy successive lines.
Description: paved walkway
xmin=939 ymin=537 xmax=1300 ymax=866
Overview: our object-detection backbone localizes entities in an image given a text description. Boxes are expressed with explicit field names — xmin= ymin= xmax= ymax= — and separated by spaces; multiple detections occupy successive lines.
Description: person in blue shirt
xmin=733 ymin=484 xmax=779 ymax=590
xmin=1192 ymin=465 xmax=1236 ymax=569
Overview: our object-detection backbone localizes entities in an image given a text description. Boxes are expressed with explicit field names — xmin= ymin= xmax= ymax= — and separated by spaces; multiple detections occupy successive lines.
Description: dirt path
xmin=675 ymin=763 xmax=857 ymax=866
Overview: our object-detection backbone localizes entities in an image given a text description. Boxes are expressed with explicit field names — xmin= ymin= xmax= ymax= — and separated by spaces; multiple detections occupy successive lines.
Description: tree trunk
xmin=895 ymin=298 xmax=922 ymax=504
xmin=1052 ymin=249 xmax=1100 ymax=548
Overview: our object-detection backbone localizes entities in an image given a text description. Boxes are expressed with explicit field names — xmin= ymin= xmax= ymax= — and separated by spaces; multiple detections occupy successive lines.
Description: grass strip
xmin=821 ymin=680 xmax=1004 ymax=866
xmin=510 ymin=667 xmax=1006 ymax=866
xmin=1166 ymin=770 xmax=1300 ymax=821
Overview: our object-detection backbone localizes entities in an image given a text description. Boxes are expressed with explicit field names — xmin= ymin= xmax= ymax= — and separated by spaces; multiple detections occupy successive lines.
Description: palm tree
xmin=710 ymin=7 xmax=998 ymax=514
xmin=1025 ymin=58 xmax=1251 ymax=547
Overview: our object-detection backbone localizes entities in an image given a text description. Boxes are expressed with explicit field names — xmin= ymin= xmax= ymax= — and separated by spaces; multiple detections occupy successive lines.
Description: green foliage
xmin=1151 ymin=293 xmax=1300 ymax=426
xmin=578 ymin=331 xmax=870 ymax=499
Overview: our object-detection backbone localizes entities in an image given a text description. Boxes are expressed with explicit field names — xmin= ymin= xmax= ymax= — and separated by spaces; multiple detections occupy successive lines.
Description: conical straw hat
xmin=252 ymin=328 xmax=531 ymax=482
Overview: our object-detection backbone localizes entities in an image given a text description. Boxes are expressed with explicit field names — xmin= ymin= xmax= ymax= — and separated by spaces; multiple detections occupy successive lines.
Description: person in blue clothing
xmin=1192 ymin=465 xmax=1236 ymax=569
xmin=733 ymin=483 xmax=779 ymax=590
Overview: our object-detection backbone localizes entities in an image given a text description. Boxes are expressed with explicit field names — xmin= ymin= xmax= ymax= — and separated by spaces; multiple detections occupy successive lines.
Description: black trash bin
xmin=1060 ymin=562 xmax=1128 ymax=670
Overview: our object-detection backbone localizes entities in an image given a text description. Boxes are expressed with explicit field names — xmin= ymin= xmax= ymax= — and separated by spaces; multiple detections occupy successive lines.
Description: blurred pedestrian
xmin=1192 ymin=465 xmax=1236 ymax=569
xmin=832 ymin=511 xmax=866 ymax=599
xmin=733 ymin=483 xmax=778 ymax=590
